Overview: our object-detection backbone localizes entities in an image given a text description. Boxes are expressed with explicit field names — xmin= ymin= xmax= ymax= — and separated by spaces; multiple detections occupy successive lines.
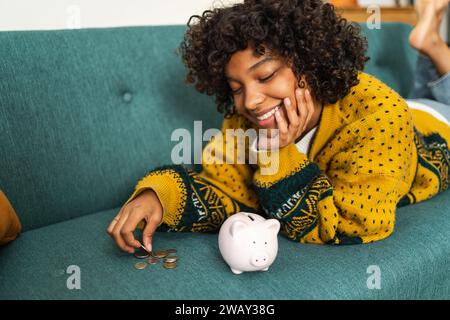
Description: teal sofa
xmin=1 ymin=23 xmax=449 ymax=299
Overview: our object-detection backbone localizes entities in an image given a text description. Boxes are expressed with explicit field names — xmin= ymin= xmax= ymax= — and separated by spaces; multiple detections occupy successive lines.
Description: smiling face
xmin=225 ymin=46 xmax=305 ymax=128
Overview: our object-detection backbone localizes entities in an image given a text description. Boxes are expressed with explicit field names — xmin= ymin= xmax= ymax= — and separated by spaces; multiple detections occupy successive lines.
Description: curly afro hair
xmin=178 ymin=0 xmax=369 ymax=118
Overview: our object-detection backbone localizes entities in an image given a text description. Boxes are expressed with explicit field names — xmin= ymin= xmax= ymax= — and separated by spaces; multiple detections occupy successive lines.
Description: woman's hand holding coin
xmin=107 ymin=189 xmax=163 ymax=254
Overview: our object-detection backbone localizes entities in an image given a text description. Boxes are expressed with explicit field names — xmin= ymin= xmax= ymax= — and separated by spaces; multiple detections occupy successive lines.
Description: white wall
xmin=0 ymin=0 xmax=447 ymax=41
xmin=0 ymin=0 xmax=243 ymax=31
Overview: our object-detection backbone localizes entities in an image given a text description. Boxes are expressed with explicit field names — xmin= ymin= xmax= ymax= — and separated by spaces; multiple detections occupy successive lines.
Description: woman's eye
xmin=260 ymin=72 xmax=275 ymax=82
xmin=231 ymin=88 xmax=242 ymax=95
xmin=230 ymin=72 xmax=275 ymax=94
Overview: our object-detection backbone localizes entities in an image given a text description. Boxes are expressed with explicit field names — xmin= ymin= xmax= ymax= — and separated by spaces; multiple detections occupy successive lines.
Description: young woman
xmin=107 ymin=0 xmax=450 ymax=253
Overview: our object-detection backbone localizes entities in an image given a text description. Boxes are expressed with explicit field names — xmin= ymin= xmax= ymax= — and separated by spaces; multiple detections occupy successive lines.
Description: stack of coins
xmin=162 ymin=248 xmax=178 ymax=269
xmin=133 ymin=246 xmax=178 ymax=270
xmin=163 ymin=253 xmax=178 ymax=269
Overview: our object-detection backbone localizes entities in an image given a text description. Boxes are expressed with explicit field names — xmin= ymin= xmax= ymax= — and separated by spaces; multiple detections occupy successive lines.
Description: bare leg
xmin=409 ymin=0 xmax=450 ymax=76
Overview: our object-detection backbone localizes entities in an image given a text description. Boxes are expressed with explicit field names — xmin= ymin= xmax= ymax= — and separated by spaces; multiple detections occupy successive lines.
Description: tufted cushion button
xmin=122 ymin=92 xmax=133 ymax=103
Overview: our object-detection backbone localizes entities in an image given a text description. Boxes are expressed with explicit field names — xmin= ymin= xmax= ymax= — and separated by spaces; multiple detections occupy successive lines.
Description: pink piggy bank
xmin=218 ymin=212 xmax=280 ymax=274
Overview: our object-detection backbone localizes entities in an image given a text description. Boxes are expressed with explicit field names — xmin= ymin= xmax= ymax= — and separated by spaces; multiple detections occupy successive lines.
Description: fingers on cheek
xmin=296 ymin=89 xmax=303 ymax=107
xmin=306 ymin=89 xmax=314 ymax=109
xmin=284 ymin=97 xmax=291 ymax=109
xmin=305 ymin=89 xmax=313 ymax=106
xmin=302 ymin=90 xmax=308 ymax=107
xmin=295 ymin=90 xmax=302 ymax=112
xmin=274 ymin=111 xmax=282 ymax=131
xmin=276 ymin=111 xmax=287 ymax=134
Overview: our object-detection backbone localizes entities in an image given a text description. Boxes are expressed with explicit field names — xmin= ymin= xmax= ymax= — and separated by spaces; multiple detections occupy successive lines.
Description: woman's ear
xmin=297 ymin=75 xmax=307 ymax=90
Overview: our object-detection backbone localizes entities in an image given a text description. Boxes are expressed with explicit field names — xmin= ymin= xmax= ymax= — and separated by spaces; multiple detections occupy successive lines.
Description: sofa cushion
xmin=0 ymin=23 xmax=417 ymax=232
xmin=1 ymin=188 xmax=448 ymax=300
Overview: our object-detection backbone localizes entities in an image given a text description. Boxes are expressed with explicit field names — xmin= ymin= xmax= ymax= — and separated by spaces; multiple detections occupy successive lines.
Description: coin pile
xmin=133 ymin=246 xmax=178 ymax=270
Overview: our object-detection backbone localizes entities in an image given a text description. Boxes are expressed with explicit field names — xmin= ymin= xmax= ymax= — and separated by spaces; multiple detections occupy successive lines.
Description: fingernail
xmin=284 ymin=97 xmax=291 ymax=106
xmin=297 ymin=88 xmax=303 ymax=96
xmin=305 ymin=89 xmax=310 ymax=96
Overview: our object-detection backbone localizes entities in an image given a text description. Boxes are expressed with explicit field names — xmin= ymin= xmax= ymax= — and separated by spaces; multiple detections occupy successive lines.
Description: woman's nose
xmin=243 ymin=89 xmax=264 ymax=112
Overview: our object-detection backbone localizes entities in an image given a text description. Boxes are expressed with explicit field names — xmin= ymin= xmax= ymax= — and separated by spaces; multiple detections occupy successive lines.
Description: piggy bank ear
xmin=230 ymin=220 xmax=247 ymax=238
xmin=265 ymin=219 xmax=280 ymax=235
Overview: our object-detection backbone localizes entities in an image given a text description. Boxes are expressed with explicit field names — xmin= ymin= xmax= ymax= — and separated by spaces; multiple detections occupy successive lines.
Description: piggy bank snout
xmin=251 ymin=252 xmax=270 ymax=267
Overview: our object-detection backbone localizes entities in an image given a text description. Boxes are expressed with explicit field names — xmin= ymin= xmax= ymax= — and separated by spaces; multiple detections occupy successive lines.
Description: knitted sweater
xmin=125 ymin=72 xmax=450 ymax=245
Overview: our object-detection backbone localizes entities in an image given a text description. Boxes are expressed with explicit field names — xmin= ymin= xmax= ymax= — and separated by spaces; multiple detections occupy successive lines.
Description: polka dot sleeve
xmin=317 ymin=102 xmax=416 ymax=244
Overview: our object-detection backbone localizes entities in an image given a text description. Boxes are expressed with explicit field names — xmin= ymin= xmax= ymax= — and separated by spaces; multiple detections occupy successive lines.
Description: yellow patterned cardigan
xmin=125 ymin=72 xmax=450 ymax=245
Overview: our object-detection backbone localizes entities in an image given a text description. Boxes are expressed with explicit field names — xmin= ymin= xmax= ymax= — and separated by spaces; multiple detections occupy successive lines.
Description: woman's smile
xmin=251 ymin=102 xmax=290 ymax=129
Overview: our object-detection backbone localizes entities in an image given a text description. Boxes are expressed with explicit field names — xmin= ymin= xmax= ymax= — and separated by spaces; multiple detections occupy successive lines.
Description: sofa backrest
xmin=0 ymin=23 xmax=417 ymax=231
xmin=360 ymin=23 xmax=417 ymax=98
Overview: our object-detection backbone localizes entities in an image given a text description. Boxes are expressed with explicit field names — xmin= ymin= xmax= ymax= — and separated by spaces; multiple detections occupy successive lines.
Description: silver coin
xmin=164 ymin=256 xmax=178 ymax=263
xmin=148 ymin=257 xmax=159 ymax=265
xmin=134 ymin=262 xmax=148 ymax=270
xmin=134 ymin=247 xmax=150 ymax=259
xmin=166 ymin=248 xmax=177 ymax=254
